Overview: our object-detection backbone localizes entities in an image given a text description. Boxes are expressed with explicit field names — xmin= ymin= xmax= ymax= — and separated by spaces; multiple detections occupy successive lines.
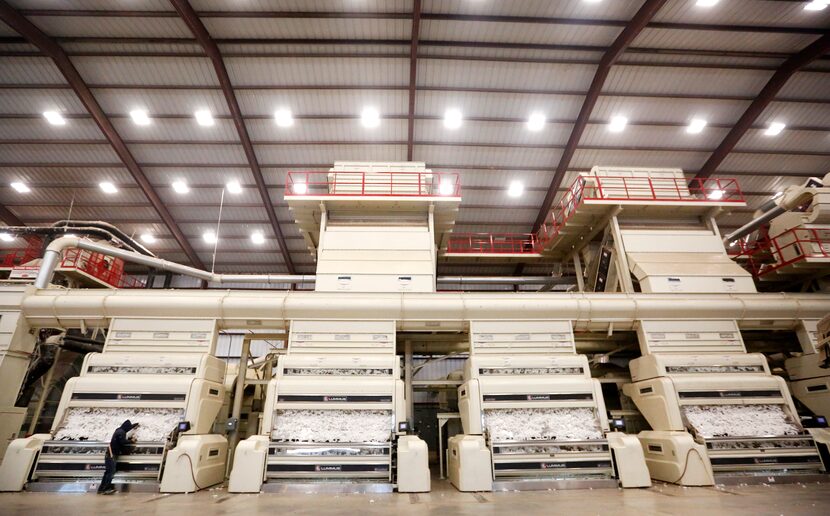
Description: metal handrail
xmin=284 ymin=170 xmax=461 ymax=197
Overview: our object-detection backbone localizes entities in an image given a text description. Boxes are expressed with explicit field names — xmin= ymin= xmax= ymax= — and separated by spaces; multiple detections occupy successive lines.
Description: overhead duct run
xmin=34 ymin=237 xmax=569 ymax=289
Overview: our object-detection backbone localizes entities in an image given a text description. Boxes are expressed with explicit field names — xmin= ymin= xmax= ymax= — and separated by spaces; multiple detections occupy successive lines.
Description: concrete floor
xmin=1 ymin=479 xmax=828 ymax=516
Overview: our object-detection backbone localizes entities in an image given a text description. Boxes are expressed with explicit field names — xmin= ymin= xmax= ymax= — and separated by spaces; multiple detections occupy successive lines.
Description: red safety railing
xmin=445 ymin=233 xmax=541 ymax=254
xmin=284 ymin=170 xmax=461 ymax=197
xmin=730 ymin=227 xmax=830 ymax=278
xmin=0 ymin=236 xmax=43 ymax=268
xmin=447 ymin=174 xmax=744 ymax=255
xmin=60 ymin=248 xmax=145 ymax=288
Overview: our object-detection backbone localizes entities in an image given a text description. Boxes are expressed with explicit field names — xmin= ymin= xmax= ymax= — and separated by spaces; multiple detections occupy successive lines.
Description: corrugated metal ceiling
xmin=0 ymin=1 xmax=827 ymax=275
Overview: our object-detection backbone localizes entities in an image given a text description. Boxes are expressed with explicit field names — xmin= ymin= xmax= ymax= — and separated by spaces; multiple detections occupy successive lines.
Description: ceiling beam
xmin=695 ymin=33 xmax=830 ymax=180
xmin=0 ymin=205 xmax=24 ymax=226
xmin=170 ymin=0 xmax=295 ymax=274
xmin=12 ymin=9 xmax=826 ymax=35
xmin=406 ymin=0 xmax=422 ymax=161
xmin=533 ymin=0 xmax=669 ymax=232
xmin=0 ymin=1 xmax=204 ymax=268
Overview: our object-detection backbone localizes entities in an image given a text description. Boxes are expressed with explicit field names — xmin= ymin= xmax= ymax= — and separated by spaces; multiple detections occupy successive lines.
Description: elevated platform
xmin=284 ymin=165 xmax=461 ymax=256
xmin=445 ymin=171 xmax=745 ymax=260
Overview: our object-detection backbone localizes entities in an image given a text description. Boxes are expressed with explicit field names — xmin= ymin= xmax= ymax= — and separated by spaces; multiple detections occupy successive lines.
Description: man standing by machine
xmin=98 ymin=420 xmax=139 ymax=495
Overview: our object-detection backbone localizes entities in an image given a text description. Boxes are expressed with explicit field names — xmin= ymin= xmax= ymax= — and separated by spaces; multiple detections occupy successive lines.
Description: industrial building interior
xmin=0 ymin=1 xmax=829 ymax=514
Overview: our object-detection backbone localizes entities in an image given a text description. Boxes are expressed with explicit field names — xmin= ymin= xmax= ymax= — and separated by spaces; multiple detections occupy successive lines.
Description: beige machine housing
xmin=449 ymin=320 xmax=650 ymax=491
xmin=625 ymin=319 xmax=830 ymax=485
xmin=786 ymin=318 xmax=830 ymax=421
xmin=0 ymin=318 xmax=228 ymax=493
xmin=0 ymin=287 xmax=35 ymax=459
xmin=228 ymin=319 xmax=429 ymax=493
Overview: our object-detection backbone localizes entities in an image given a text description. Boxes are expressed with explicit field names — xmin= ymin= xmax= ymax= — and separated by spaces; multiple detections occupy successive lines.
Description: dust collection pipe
xmin=33 ymin=237 xmax=566 ymax=289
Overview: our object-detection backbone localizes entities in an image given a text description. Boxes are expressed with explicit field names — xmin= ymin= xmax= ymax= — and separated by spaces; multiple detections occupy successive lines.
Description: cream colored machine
xmin=624 ymin=319 xmax=830 ymax=485
xmin=229 ymin=319 xmax=429 ymax=493
xmin=0 ymin=287 xmax=35 ymax=459
xmin=0 ymin=318 xmax=228 ymax=493
xmin=449 ymin=320 xmax=650 ymax=491
xmin=786 ymin=317 xmax=830 ymax=421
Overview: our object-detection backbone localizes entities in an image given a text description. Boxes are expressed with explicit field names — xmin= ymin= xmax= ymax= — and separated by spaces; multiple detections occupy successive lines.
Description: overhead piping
xmin=34 ymin=237 xmax=570 ymax=289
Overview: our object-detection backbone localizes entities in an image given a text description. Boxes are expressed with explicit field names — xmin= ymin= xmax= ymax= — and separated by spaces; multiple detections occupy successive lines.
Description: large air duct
xmin=33 ymin=237 xmax=567 ymax=289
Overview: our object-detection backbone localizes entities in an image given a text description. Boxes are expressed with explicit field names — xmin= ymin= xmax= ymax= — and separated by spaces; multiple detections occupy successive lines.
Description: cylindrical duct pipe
xmin=722 ymin=206 xmax=786 ymax=245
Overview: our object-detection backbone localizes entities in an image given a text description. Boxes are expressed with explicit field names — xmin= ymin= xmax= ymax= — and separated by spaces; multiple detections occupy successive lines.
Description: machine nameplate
xmin=71 ymin=392 xmax=186 ymax=401
xmin=36 ymin=462 xmax=161 ymax=472
xmin=277 ymin=395 xmax=393 ymax=403
xmin=483 ymin=393 xmax=593 ymax=402
xmin=493 ymin=460 xmax=612 ymax=471
xmin=266 ymin=464 xmax=390 ymax=472
xmin=677 ymin=390 xmax=781 ymax=399
xmin=708 ymin=456 xmax=820 ymax=466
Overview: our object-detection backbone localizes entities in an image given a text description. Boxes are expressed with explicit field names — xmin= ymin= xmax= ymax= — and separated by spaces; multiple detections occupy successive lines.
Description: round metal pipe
xmin=722 ymin=206 xmax=786 ymax=244
xmin=21 ymin=289 xmax=830 ymax=331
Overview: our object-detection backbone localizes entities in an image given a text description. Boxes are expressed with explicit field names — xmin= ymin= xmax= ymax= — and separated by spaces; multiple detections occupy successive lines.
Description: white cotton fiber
xmin=483 ymin=408 xmax=603 ymax=442
xmin=683 ymin=404 xmax=800 ymax=438
xmin=53 ymin=407 xmax=184 ymax=442
xmin=271 ymin=409 xmax=392 ymax=443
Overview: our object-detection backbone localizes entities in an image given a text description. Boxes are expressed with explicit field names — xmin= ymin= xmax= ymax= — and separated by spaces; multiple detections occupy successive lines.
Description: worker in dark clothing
xmin=98 ymin=420 xmax=139 ymax=495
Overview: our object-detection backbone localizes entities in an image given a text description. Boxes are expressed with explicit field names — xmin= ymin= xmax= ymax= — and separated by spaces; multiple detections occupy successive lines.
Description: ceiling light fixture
xmin=438 ymin=180 xmax=455 ymax=196
xmin=708 ymin=189 xmax=725 ymax=200
xmin=194 ymin=109 xmax=214 ymax=127
xmin=226 ymin=180 xmax=242 ymax=194
xmin=0 ymin=233 xmax=14 ymax=242
xmin=696 ymin=0 xmax=720 ymax=7
xmin=129 ymin=109 xmax=151 ymax=126
xmin=444 ymin=109 xmax=463 ymax=130
xmin=43 ymin=111 xmax=66 ymax=126
xmin=10 ymin=182 xmax=30 ymax=193
xmin=251 ymin=232 xmax=265 ymax=245
xmin=172 ymin=180 xmax=190 ymax=194
xmin=507 ymin=180 xmax=524 ymax=198
xmin=764 ymin=122 xmax=786 ymax=136
xmin=203 ymin=230 xmax=218 ymax=244
xmin=804 ymin=1 xmax=829 ymax=11
xmin=361 ymin=107 xmax=381 ymax=128
xmin=99 ymin=181 xmax=118 ymax=194
xmin=608 ymin=116 xmax=628 ymax=133
xmin=140 ymin=233 xmax=156 ymax=244
xmin=686 ymin=118 xmax=708 ymax=134
xmin=527 ymin=112 xmax=546 ymax=132
xmin=274 ymin=108 xmax=294 ymax=128
xmin=292 ymin=182 xmax=308 ymax=195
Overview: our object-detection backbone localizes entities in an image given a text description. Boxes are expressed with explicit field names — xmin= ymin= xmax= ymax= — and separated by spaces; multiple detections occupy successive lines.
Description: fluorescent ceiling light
xmin=172 ymin=180 xmax=189 ymax=194
xmin=0 ymin=233 xmax=14 ymax=242
xmin=203 ymin=230 xmax=218 ymax=244
xmin=140 ymin=233 xmax=156 ymax=244
xmin=773 ymin=191 xmax=784 ymax=199
xmin=43 ymin=111 xmax=66 ymax=126
xmin=608 ymin=116 xmax=628 ymax=133
xmin=439 ymin=181 xmax=454 ymax=196
xmin=292 ymin=182 xmax=308 ymax=195
xmin=194 ymin=109 xmax=214 ymax=127
xmin=10 ymin=182 xmax=30 ymax=193
xmin=764 ymin=122 xmax=786 ymax=136
xmin=274 ymin=108 xmax=294 ymax=128
xmin=226 ymin=180 xmax=242 ymax=194
xmin=527 ymin=112 xmax=546 ymax=132
xmin=686 ymin=118 xmax=708 ymax=134
xmin=63 ymin=233 xmax=76 ymax=238
xmin=804 ymin=1 xmax=829 ymax=11
xmin=361 ymin=107 xmax=381 ymax=128
xmin=251 ymin=232 xmax=265 ymax=245
xmin=507 ymin=180 xmax=524 ymax=198
xmin=696 ymin=0 xmax=720 ymax=7
xmin=444 ymin=109 xmax=463 ymax=130
xmin=129 ymin=109 xmax=151 ymax=126
xmin=583 ymin=0 xmax=603 ymax=3
xmin=708 ymin=189 xmax=725 ymax=200
xmin=99 ymin=181 xmax=118 ymax=194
